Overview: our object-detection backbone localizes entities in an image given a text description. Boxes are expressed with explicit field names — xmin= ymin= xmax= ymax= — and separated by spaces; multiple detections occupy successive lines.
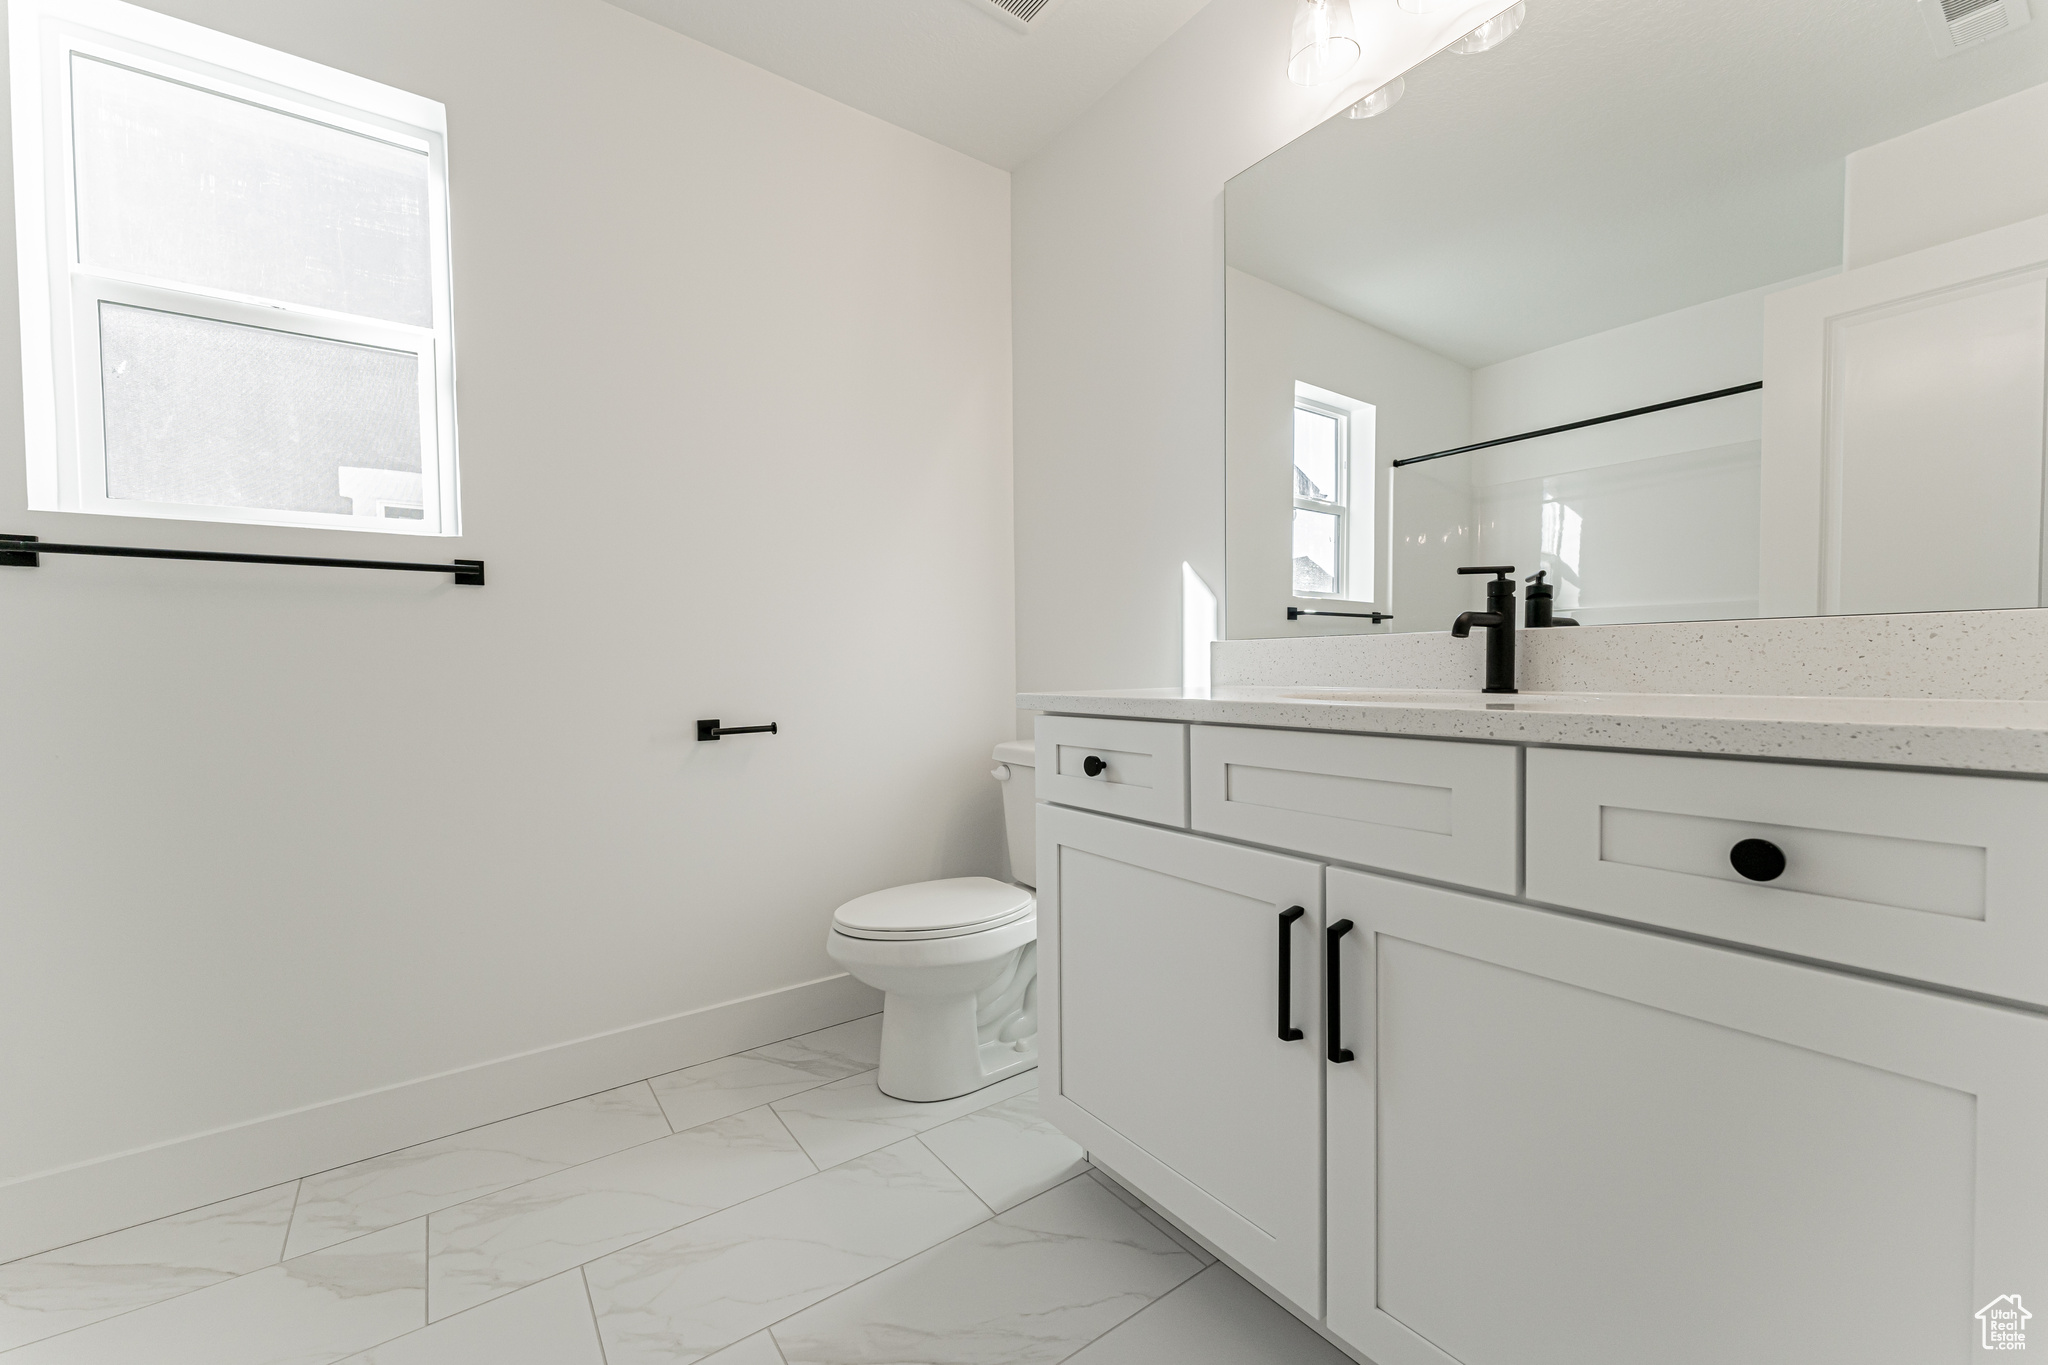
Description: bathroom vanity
xmin=1075 ymin=0 xmax=2048 ymax=1354
xmin=1021 ymin=686 xmax=2048 ymax=1365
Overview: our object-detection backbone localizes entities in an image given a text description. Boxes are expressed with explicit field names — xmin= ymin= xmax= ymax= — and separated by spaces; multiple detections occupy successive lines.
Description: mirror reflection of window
xmin=1291 ymin=385 xmax=1378 ymax=602
xmin=1540 ymin=499 xmax=1582 ymax=576
xmin=1540 ymin=498 xmax=1584 ymax=607
xmin=1293 ymin=508 xmax=1341 ymax=595
xmin=1294 ymin=405 xmax=1342 ymax=502
xmin=1292 ymin=399 xmax=1346 ymax=595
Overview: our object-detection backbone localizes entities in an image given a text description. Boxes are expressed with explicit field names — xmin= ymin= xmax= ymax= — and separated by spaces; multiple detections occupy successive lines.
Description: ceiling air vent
xmin=962 ymin=0 xmax=1068 ymax=33
xmin=1920 ymin=0 xmax=2032 ymax=55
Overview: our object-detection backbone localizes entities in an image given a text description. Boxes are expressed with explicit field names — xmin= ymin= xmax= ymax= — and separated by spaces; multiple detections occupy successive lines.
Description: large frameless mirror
xmin=1225 ymin=0 xmax=2048 ymax=637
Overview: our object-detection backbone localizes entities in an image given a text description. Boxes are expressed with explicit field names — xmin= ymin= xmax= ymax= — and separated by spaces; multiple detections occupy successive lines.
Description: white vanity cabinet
xmin=1032 ymin=715 xmax=2048 ymax=1365
xmin=1035 ymin=802 xmax=1327 ymax=1314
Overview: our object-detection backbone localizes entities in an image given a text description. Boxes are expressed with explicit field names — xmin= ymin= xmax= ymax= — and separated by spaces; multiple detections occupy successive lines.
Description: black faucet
xmin=1451 ymin=566 xmax=1519 ymax=694
xmin=1524 ymin=570 xmax=1580 ymax=628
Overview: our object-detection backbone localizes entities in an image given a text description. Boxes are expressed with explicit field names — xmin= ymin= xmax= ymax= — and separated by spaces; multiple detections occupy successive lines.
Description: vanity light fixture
xmin=1289 ymin=0 xmax=1361 ymax=85
xmin=1447 ymin=0 xmax=1526 ymax=53
xmin=1348 ymin=76 xmax=1405 ymax=117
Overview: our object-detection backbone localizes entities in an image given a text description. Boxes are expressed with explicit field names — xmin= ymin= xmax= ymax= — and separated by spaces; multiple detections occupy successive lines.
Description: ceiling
xmin=1227 ymin=0 xmax=2048 ymax=368
xmin=603 ymin=0 xmax=1216 ymax=169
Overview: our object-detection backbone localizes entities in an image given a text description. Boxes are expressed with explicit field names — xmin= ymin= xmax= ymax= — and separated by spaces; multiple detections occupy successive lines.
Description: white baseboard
xmin=0 ymin=973 xmax=882 ymax=1264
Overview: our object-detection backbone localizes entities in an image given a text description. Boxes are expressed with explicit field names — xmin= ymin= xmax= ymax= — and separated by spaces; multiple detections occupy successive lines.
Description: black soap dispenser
xmin=1524 ymin=571 xmax=1579 ymax=628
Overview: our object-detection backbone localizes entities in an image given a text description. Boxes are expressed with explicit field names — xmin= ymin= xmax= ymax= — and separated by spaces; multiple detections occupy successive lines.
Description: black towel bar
xmin=0 ymin=534 xmax=483 ymax=584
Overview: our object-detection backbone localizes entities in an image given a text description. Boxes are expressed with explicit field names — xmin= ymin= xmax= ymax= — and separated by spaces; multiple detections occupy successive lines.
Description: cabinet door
xmin=1325 ymin=868 xmax=2048 ymax=1365
xmin=1038 ymin=804 xmax=1325 ymax=1313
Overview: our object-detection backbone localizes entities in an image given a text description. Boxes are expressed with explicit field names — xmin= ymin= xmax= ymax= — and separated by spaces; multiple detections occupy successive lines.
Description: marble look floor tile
xmin=584 ymin=1138 xmax=990 ymax=1365
xmin=700 ymin=1332 xmax=787 ymax=1365
xmin=1063 ymin=1264 xmax=1351 ymax=1365
xmin=649 ymin=1018 xmax=883 ymax=1135
xmin=0 ymin=1219 xmax=425 ymax=1365
xmin=748 ymin=1017 xmax=881 ymax=1075
xmin=336 ymin=1270 xmax=603 ymax=1365
xmin=769 ymin=1069 xmax=1038 ymax=1170
xmin=1085 ymin=1170 xmax=1216 ymax=1267
xmin=916 ymin=1092 xmax=1087 ymax=1213
xmin=652 ymin=1056 xmax=860 ymax=1136
xmin=0 ymin=1183 xmax=297 ymax=1351
xmin=769 ymin=1172 xmax=1201 ymax=1365
xmin=286 ymin=1083 xmax=671 ymax=1259
xmin=426 ymin=1107 xmax=814 ymax=1322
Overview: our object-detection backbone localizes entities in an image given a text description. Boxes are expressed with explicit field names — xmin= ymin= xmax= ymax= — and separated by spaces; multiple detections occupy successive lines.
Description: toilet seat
xmin=831 ymin=876 xmax=1035 ymax=942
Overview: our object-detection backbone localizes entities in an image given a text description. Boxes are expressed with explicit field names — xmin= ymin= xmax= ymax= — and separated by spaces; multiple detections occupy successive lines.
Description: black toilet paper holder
xmin=697 ymin=719 xmax=779 ymax=741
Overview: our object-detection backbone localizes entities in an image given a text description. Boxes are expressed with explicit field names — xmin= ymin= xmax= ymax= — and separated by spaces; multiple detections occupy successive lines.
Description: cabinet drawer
xmin=1034 ymin=715 xmax=1189 ymax=828
xmin=1526 ymin=747 xmax=2048 ymax=1006
xmin=1190 ymin=726 xmax=1520 ymax=895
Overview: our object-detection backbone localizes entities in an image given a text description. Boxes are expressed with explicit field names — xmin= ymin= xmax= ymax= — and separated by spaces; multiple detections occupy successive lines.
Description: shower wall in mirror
xmin=1225 ymin=0 xmax=2048 ymax=637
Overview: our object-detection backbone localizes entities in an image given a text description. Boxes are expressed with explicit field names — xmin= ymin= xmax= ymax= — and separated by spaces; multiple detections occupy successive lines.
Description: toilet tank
xmin=992 ymin=739 xmax=1037 ymax=888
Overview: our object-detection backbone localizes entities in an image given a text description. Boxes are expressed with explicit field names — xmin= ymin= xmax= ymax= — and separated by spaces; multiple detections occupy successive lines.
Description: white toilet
xmin=825 ymin=740 xmax=1039 ymax=1102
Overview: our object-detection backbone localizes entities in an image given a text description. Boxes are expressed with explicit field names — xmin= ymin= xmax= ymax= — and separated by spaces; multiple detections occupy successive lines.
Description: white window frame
xmin=1292 ymin=395 xmax=1350 ymax=598
xmin=9 ymin=0 xmax=460 ymax=535
xmin=1286 ymin=380 xmax=1378 ymax=614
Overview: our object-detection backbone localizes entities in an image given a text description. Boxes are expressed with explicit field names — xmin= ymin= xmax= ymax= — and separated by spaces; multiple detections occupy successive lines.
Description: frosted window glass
xmin=72 ymin=56 xmax=433 ymax=326
xmin=100 ymin=303 xmax=421 ymax=516
xmin=1293 ymin=508 xmax=1340 ymax=595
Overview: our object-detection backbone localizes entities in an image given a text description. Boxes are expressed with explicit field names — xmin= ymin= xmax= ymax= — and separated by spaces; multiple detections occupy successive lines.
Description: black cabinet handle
xmin=1082 ymin=755 xmax=1108 ymax=778
xmin=1730 ymin=838 xmax=1787 ymax=882
xmin=1326 ymin=919 xmax=1355 ymax=1064
xmin=1277 ymin=907 xmax=1305 ymax=1041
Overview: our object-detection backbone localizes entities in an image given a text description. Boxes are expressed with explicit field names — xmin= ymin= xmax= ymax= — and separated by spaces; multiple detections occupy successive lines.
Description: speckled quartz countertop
xmin=1017 ymin=686 xmax=2048 ymax=776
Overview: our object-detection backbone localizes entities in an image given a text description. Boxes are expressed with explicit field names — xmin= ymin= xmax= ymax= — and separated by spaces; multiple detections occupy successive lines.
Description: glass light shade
xmin=1347 ymin=76 xmax=1406 ymax=118
xmin=1447 ymin=0 xmax=1526 ymax=54
xmin=1289 ymin=0 xmax=1361 ymax=86
xmin=1394 ymin=0 xmax=1443 ymax=11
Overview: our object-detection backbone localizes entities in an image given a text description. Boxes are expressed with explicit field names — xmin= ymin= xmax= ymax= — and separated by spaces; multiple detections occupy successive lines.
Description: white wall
xmin=1012 ymin=0 xmax=1518 ymax=702
xmin=0 ymin=0 xmax=1014 ymax=1258
xmin=1464 ymin=284 xmax=1778 ymax=624
xmin=1468 ymin=285 xmax=1774 ymax=480
xmin=1846 ymin=79 xmax=2048 ymax=270
xmin=1225 ymin=267 xmax=1470 ymax=640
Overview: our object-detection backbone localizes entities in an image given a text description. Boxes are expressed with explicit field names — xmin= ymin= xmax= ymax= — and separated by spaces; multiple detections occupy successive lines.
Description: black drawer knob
xmin=1083 ymin=755 xmax=1108 ymax=778
xmin=1730 ymin=838 xmax=1787 ymax=883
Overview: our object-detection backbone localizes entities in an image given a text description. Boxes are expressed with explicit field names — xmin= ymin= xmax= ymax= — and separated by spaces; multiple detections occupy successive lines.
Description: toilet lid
xmin=832 ymin=877 xmax=1034 ymax=938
